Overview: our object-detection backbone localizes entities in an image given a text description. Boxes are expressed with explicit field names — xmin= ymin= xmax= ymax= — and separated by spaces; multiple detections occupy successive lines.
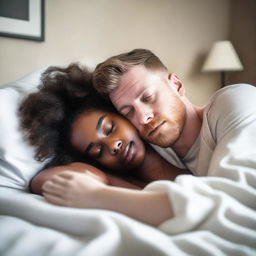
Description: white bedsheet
xmin=0 ymin=187 xmax=184 ymax=256
xmin=1 ymin=177 xmax=255 ymax=256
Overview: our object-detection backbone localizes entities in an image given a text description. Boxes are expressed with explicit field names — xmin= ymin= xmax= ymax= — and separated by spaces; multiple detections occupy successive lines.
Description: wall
xmin=0 ymin=0 xmax=230 ymax=105
xmin=228 ymin=0 xmax=256 ymax=85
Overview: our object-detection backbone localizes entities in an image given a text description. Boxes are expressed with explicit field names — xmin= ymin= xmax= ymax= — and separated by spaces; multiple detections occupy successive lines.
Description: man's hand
xmin=42 ymin=170 xmax=106 ymax=208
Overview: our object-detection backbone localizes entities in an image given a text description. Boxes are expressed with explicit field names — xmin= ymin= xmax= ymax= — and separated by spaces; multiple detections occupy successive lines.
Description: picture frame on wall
xmin=0 ymin=0 xmax=45 ymax=42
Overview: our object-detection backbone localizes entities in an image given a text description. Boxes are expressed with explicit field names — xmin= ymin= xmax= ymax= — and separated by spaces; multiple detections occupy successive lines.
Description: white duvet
xmin=0 ymin=69 xmax=256 ymax=256
xmin=0 ymin=175 xmax=255 ymax=256
xmin=0 ymin=187 xmax=182 ymax=256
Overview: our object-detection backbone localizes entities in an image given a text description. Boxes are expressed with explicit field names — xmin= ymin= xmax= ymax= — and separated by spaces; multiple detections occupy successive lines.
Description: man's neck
xmin=172 ymin=99 xmax=204 ymax=158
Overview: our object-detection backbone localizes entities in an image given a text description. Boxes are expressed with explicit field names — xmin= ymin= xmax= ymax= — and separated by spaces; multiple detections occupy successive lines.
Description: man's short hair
xmin=93 ymin=49 xmax=167 ymax=96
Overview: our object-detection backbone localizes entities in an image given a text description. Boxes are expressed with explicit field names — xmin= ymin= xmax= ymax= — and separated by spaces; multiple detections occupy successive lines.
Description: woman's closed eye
xmin=106 ymin=122 xmax=115 ymax=136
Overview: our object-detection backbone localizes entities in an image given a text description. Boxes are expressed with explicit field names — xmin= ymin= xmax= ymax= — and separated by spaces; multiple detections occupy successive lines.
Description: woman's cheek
xmin=100 ymin=157 xmax=120 ymax=171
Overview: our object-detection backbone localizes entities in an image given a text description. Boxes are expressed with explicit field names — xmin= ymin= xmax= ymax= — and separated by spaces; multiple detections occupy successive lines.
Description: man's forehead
xmin=110 ymin=80 xmax=142 ymax=104
xmin=109 ymin=65 xmax=166 ymax=106
xmin=109 ymin=68 xmax=145 ymax=104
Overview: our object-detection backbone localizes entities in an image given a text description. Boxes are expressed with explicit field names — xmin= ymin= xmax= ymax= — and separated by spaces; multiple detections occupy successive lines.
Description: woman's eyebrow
xmin=96 ymin=115 xmax=106 ymax=132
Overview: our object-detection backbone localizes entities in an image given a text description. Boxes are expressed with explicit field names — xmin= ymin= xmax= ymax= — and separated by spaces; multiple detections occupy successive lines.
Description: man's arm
xmin=97 ymin=185 xmax=174 ymax=226
xmin=42 ymin=170 xmax=174 ymax=226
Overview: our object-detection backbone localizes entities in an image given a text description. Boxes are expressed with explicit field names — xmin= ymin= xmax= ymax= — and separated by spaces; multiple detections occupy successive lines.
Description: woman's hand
xmin=42 ymin=170 xmax=106 ymax=208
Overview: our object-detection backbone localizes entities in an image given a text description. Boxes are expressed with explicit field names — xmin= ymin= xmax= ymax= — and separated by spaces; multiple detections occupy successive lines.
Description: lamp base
xmin=221 ymin=71 xmax=226 ymax=87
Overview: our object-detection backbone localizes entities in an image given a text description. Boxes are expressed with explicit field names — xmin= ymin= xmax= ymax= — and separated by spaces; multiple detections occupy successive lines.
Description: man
xmin=93 ymin=49 xmax=256 ymax=178
xmin=43 ymin=49 xmax=256 ymax=254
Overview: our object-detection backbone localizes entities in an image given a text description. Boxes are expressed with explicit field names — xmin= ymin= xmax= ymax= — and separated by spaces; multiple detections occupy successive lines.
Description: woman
xmin=20 ymin=63 xmax=190 ymax=225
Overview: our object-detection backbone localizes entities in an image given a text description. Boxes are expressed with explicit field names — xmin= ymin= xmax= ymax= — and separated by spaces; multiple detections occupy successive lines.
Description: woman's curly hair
xmin=19 ymin=63 xmax=115 ymax=167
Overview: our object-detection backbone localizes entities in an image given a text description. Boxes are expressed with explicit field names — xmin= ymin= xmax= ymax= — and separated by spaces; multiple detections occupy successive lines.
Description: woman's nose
xmin=110 ymin=140 xmax=123 ymax=155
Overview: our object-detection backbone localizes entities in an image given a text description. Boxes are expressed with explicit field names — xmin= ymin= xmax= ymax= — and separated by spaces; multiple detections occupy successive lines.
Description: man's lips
xmin=148 ymin=121 xmax=166 ymax=137
xmin=120 ymin=141 xmax=135 ymax=164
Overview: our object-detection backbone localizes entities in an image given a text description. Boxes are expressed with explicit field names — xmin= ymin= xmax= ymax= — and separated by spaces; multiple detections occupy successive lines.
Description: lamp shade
xmin=202 ymin=41 xmax=243 ymax=72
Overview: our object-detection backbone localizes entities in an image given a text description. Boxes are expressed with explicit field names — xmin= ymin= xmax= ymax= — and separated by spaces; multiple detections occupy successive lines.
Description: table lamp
xmin=202 ymin=40 xmax=243 ymax=86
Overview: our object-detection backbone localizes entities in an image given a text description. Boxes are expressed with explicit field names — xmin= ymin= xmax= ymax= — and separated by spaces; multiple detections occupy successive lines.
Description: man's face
xmin=109 ymin=65 xmax=187 ymax=147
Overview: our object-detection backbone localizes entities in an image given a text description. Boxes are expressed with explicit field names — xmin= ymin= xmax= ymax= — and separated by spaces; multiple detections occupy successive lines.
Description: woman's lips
xmin=148 ymin=121 xmax=166 ymax=137
xmin=121 ymin=141 xmax=135 ymax=165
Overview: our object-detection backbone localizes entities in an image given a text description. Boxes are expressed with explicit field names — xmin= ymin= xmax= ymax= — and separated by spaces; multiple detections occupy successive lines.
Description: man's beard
xmin=140 ymin=108 xmax=186 ymax=147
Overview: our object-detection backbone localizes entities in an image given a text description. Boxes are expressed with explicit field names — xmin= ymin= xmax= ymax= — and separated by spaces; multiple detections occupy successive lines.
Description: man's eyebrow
xmin=118 ymin=88 xmax=146 ymax=112
xmin=135 ymin=87 xmax=146 ymax=98
xmin=96 ymin=115 xmax=106 ymax=132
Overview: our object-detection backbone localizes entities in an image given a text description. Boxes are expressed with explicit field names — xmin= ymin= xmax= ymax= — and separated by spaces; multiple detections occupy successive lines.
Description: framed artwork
xmin=0 ymin=0 xmax=45 ymax=41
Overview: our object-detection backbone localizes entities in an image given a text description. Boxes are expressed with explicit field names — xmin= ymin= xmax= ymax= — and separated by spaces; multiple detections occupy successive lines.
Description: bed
xmin=0 ymin=68 xmax=255 ymax=256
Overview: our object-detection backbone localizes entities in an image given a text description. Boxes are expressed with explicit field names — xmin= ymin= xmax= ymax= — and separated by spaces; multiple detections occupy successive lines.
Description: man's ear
xmin=168 ymin=73 xmax=185 ymax=96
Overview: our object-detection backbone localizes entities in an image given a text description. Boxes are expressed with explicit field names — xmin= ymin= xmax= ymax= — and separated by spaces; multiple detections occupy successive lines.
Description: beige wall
xmin=228 ymin=0 xmax=256 ymax=85
xmin=0 ymin=0 xmax=231 ymax=105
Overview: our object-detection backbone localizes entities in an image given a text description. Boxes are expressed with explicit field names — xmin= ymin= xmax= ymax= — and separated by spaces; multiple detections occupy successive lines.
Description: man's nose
xmin=110 ymin=140 xmax=123 ymax=155
xmin=136 ymin=106 xmax=154 ymax=125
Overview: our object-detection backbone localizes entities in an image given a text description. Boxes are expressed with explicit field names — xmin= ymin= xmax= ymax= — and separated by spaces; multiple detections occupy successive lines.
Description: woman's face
xmin=71 ymin=110 xmax=146 ymax=171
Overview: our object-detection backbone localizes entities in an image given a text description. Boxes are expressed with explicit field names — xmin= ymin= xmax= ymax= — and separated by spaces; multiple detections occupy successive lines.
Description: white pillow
xmin=0 ymin=68 xmax=48 ymax=191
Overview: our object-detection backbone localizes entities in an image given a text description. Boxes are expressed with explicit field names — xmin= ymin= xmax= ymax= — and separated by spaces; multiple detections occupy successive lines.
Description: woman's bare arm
xmin=31 ymin=162 xmax=140 ymax=195
xmin=42 ymin=171 xmax=174 ymax=226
